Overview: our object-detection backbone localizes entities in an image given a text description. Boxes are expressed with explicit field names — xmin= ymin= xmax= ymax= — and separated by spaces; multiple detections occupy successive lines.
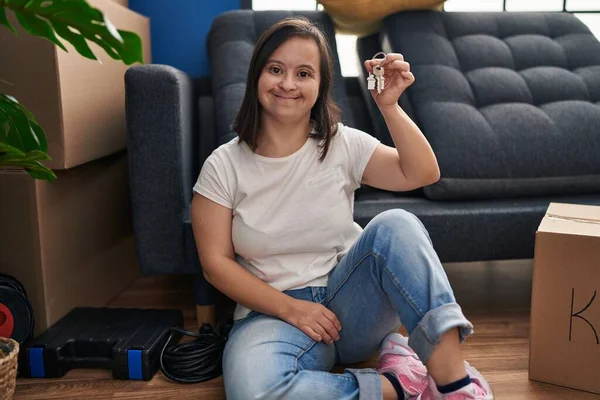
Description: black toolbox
xmin=19 ymin=307 xmax=184 ymax=380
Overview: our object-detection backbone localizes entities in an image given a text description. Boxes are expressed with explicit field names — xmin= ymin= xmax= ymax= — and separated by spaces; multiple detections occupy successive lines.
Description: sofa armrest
xmin=125 ymin=64 xmax=199 ymax=275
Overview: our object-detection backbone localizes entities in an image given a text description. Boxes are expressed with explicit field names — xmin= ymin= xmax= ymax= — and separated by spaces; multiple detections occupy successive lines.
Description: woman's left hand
xmin=363 ymin=53 xmax=415 ymax=109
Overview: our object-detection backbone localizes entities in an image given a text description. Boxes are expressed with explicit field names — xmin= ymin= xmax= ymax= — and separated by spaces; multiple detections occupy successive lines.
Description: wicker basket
xmin=0 ymin=337 xmax=19 ymax=400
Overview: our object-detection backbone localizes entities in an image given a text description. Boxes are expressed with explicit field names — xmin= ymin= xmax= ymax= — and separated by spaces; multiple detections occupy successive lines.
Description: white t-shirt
xmin=193 ymin=122 xmax=380 ymax=320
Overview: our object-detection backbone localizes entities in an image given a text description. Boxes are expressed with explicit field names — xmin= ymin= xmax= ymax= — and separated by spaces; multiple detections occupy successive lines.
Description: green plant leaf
xmin=114 ymin=29 xmax=142 ymax=65
xmin=6 ymin=96 xmax=46 ymax=153
xmin=13 ymin=9 xmax=68 ymax=51
xmin=26 ymin=164 xmax=56 ymax=181
xmin=51 ymin=19 xmax=96 ymax=60
xmin=3 ymin=0 xmax=144 ymax=64
xmin=0 ymin=94 xmax=35 ymax=121
xmin=29 ymin=118 xmax=47 ymax=152
xmin=0 ymin=103 xmax=40 ymax=151
xmin=0 ymin=93 xmax=45 ymax=152
xmin=0 ymin=142 xmax=26 ymax=157
xmin=0 ymin=6 xmax=17 ymax=34
xmin=4 ymin=160 xmax=56 ymax=181
xmin=0 ymin=143 xmax=56 ymax=182
xmin=0 ymin=147 xmax=50 ymax=163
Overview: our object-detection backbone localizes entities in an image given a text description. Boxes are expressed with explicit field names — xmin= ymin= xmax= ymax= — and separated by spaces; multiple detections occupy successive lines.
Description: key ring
xmin=372 ymin=52 xmax=386 ymax=65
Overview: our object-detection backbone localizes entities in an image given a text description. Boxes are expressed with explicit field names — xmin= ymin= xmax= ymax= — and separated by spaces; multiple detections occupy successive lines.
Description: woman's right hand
xmin=278 ymin=299 xmax=342 ymax=344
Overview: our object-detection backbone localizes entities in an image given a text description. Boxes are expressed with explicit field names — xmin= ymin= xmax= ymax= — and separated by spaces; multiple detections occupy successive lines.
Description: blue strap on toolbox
xmin=19 ymin=307 xmax=183 ymax=380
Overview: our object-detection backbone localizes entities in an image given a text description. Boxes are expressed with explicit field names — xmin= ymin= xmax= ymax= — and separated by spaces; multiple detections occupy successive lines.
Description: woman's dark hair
xmin=231 ymin=16 xmax=340 ymax=161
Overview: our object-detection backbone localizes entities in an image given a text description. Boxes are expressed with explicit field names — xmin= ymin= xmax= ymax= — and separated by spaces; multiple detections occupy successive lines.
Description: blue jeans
xmin=222 ymin=210 xmax=473 ymax=400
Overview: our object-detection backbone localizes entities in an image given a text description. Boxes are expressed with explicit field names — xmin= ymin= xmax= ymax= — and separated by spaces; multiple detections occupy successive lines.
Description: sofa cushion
xmin=381 ymin=12 xmax=600 ymax=200
xmin=353 ymin=193 xmax=600 ymax=262
xmin=207 ymin=10 xmax=353 ymax=146
xmin=184 ymin=191 xmax=600 ymax=269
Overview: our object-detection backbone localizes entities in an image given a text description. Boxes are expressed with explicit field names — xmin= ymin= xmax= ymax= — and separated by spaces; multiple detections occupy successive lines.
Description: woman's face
xmin=257 ymin=37 xmax=321 ymax=124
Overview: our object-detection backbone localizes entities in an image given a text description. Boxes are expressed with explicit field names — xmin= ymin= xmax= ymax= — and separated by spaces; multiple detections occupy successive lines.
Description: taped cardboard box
xmin=0 ymin=0 xmax=150 ymax=170
xmin=0 ymin=152 xmax=140 ymax=336
xmin=529 ymin=202 xmax=600 ymax=394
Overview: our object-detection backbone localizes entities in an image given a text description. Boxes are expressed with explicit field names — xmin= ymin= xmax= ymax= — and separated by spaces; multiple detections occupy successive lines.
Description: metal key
xmin=367 ymin=73 xmax=376 ymax=90
xmin=373 ymin=65 xmax=385 ymax=94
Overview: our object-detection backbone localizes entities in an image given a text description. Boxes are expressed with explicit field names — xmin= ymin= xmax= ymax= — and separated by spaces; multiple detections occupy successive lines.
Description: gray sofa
xmin=124 ymin=10 xmax=600 ymax=313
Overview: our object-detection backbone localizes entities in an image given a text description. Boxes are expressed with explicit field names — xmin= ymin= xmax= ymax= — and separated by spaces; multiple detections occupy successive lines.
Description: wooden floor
xmin=14 ymin=260 xmax=600 ymax=399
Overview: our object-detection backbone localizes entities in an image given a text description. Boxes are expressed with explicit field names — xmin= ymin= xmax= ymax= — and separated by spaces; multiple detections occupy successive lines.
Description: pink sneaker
xmin=378 ymin=333 xmax=428 ymax=399
xmin=419 ymin=361 xmax=494 ymax=399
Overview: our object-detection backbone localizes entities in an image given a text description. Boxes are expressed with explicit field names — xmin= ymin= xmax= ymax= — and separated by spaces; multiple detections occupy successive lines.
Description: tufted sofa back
xmin=381 ymin=12 xmax=600 ymax=200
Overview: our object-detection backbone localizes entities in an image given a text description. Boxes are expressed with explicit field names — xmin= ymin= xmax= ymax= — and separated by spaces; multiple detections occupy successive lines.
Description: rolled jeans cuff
xmin=408 ymin=302 xmax=474 ymax=364
xmin=346 ymin=368 xmax=382 ymax=400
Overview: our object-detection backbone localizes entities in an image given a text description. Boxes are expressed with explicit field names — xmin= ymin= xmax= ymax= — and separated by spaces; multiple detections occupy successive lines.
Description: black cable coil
xmin=160 ymin=323 xmax=230 ymax=384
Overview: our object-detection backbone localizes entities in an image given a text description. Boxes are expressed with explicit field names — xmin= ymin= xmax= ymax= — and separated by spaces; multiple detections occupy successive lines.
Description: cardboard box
xmin=0 ymin=152 xmax=140 ymax=336
xmin=529 ymin=202 xmax=600 ymax=394
xmin=0 ymin=0 xmax=150 ymax=170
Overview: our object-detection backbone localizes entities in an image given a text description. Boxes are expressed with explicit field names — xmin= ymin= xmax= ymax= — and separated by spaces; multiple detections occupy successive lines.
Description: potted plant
xmin=0 ymin=0 xmax=144 ymax=183
xmin=0 ymin=1 xmax=144 ymax=395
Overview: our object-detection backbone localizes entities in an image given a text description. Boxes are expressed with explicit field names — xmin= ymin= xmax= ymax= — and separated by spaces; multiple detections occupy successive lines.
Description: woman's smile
xmin=272 ymin=92 xmax=301 ymax=102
